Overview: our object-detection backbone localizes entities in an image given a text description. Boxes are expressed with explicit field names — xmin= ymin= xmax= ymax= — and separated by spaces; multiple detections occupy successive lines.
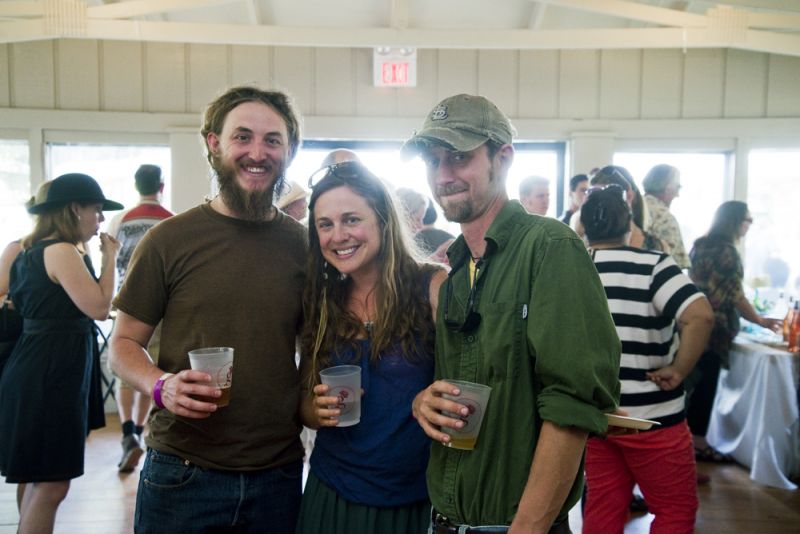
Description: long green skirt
xmin=296 ymin=471 xmax=430 ymax=534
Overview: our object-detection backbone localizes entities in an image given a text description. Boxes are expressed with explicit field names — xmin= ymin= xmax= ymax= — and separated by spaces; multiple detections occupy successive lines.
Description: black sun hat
xmin=27 ymin=173 xmax=124 ymax=215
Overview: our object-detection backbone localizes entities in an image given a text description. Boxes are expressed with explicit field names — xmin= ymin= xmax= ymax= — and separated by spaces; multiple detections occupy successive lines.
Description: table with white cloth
xmin=707 ymin=334 xmax=800 ymax=489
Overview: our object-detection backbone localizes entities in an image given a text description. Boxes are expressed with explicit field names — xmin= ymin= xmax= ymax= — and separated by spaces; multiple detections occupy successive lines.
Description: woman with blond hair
xmin=0 ymin=173 xmax=121 ymax=533
xmin=296 ymin=160 xmax=447 ymax=534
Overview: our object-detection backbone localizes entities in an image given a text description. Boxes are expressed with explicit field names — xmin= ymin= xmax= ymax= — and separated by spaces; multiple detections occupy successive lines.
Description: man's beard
xmin=437 ymin=168 xmax=496 ymax=223
xmin=212 ymin=154 xmax=286 ymax=222
xmin=439 ymin=193 xmax=474 ymax=223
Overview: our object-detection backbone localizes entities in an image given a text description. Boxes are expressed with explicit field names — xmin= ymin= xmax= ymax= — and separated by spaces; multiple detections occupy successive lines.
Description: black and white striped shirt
xmin=592 ymin=246 xmax=703 ymax=428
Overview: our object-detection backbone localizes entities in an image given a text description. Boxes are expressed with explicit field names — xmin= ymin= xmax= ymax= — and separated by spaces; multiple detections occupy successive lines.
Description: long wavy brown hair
xmin=301 ymin=162 xmax=438 ymax=389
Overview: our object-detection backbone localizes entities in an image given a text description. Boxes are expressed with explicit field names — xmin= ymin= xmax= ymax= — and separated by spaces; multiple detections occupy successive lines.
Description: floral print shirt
xmin=645 ymin=194 xmax=690 ymax=269
xmin=689 ymin=236 xmax=743 ymax=365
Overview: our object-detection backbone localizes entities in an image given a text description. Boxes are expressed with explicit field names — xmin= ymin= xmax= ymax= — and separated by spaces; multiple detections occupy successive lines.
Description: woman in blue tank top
xmin=296 ymin=159 xmax=448 ymax=534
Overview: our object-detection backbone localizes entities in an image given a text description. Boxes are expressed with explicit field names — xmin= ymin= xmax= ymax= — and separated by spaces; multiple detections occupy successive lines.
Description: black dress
xmin=0 ymin=240 xmax=96 ymax=483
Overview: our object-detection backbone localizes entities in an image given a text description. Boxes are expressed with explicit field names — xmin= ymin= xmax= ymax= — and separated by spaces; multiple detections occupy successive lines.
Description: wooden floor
xmin=1 ymin=414 xmax=798 ymax=533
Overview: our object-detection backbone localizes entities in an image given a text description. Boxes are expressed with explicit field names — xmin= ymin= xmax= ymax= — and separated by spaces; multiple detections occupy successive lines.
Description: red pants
xmin=583 ymin=420 xmax=698 ymax=534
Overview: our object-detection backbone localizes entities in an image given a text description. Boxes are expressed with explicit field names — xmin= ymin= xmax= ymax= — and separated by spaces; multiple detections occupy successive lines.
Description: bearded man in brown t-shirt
xmin=109 ymin=86 xmax=307 ymax=534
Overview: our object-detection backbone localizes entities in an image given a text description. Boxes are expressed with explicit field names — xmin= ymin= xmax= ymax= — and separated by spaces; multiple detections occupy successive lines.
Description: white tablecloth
xmin=707 ymin=335 xmax=799 ymax=489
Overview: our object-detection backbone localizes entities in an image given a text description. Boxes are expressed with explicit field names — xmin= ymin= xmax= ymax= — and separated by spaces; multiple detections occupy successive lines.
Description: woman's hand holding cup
xmin=312 ymin=383 xmax=345 ymax=427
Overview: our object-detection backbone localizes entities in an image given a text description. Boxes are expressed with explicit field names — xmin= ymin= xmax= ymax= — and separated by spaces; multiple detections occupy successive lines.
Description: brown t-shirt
xmin=114 ymin=203 xmax=307 ymax=470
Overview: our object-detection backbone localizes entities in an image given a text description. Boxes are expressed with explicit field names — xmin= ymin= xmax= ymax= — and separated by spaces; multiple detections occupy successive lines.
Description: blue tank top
xmin=310 ymin=334 xmax=434 ymax=506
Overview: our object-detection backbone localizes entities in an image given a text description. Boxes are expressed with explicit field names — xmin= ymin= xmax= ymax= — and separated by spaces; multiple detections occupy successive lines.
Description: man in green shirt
xmin=407 ymin=94 xmax=621 ymax=533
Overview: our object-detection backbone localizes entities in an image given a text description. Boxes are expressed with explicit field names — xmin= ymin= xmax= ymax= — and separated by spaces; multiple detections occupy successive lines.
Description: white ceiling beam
xmin=707 ymin=0 xmax=800 ymax=13
xmin=544 ymin=0 xmax=707 ymax=27
xmin=1 ymin=18 xmax=795 ymax=57
xmin=743 ymin=28 xmax=800 ymax=56
xmin=245 ymin=0 xmax=261 ymax=25
xmin=0 ymin=19 xmax=47 ymax=42
xmin=528 ymin=1 xmax=548 ymax=30
xmin=748 ymin=12 xmax=800 ymax=30
xmin=87 ymin=0 xmax=241 ymax=20
xmin=0 ymin=1 xmax=43 ymax=17
xmin=390 ymin=0 xmax=409 ymax=30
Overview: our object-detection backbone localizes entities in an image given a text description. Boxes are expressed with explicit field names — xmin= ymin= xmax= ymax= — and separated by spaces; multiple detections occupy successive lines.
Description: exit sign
xmin=373 ymin=47 xmax=417 ymax=88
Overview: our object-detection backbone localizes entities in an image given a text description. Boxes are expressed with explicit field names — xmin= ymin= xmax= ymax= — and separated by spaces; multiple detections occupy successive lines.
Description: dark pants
xmin=135 ymin=449 xmax=302 ymax=534
xmin=685 ymin=350 xmax=721 ymax=436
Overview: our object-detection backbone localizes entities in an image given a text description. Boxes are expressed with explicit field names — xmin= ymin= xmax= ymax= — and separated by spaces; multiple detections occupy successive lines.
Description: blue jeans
xmin=135 ymin=448 xmax=302 ymax=533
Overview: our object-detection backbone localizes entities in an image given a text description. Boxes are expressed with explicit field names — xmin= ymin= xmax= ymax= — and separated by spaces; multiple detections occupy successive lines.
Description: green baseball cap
xmin=401 ymin=94 xmax=516 ymax=158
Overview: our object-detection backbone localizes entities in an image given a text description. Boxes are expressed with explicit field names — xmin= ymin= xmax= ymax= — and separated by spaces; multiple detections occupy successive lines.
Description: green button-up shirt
xmin=428 ymin=201 xmax=621 ymax=526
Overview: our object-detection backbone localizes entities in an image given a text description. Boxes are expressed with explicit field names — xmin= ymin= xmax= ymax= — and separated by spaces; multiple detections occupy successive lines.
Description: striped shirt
xmin=591 ymin=246 xmax=703 ymax=428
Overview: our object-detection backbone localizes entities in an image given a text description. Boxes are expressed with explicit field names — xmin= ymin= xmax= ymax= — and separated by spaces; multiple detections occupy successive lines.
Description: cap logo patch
xmin=430 ymin=104 xmax=448 ymax=121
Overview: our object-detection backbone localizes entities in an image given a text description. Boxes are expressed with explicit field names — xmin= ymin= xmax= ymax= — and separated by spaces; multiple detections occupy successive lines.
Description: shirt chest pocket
xmin=479 ymin=300 xmax=527 ymax=380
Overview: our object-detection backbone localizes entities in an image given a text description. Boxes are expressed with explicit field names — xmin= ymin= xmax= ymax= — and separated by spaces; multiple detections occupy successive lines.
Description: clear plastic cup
xmin=442 ymin=379 xmax=492 ymax=450
xmin=188 ymin=347 xmax=234 ymax=407
xmin=319 ymin=365 xmax=361 ymax=427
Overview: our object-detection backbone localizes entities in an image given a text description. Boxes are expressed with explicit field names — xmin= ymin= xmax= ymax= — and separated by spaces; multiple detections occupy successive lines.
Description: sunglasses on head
xmin=595 ymin=166 xmax=631 ymax=184
xmin=308 ymin=160 xmax=375 ymax=189
xmin=585 ymin=183 xmax=626 ymax=199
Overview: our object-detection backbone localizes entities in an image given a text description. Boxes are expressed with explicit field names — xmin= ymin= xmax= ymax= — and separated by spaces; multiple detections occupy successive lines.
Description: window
xmin=613 ymin=152 xmax=729 ymax=253
xmin=507 ymin=143 xmax=565 ymax=218
xmin=0 ymin=140 xmax=31 ymax=249
xmin=746 ymin=150 xmax=800 ymax=295
xmin=288 ymin=140 xmax=565 ymax=234
xmin=47 ymin=143 xmax=171 ymax=268
xmin=48 ymin=143 xmax=172 ymax=214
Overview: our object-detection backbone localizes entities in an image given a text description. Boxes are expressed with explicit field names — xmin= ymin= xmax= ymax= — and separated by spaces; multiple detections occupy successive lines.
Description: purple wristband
xmin=153 ymin=373 xmax=173 ymax=409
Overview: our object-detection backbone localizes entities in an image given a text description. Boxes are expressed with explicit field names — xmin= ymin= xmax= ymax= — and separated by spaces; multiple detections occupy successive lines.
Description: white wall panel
xmin=600 ymin=50 xmax=641 ymax=119
xmin=641 ymin=49 xmax=682 ymax=119
xmin=353 ymin=48 xmax=398 ymax=118
xmin=559 ymin=50 xmax=599 ymax=119
xmin=145 ymin=43 xmax=186 ymax=113
xmin=1 ymin=40 xmax=799 ymax=140
xmin=0 ymin=45 xmax=9 ymax=108
xmin=230 ymin=45 xmax=272 ymax=88
xmin=571 ymin=133 xmax=614 ymax=176
xmin=56 ymin=40 xmax=99 ymax=111
xmin=316 ymin=48 xmax=355 ymax=117
xmin=396 ymin=49 xmax=438 ymax=119
xmin=518 ymin=50 xmax=558 ymax=119
xmin=683 ymin=49 xmax=724 ymax=118
xmin=766 ymin=55 xmax=800 ymax=117
xmin=11 ymin=41 xmax=55 ymax=109
xmin=436 ymin=49 xmax=478 ymax=102
xmin=478 ymin=50 xmax=518 ymax=118
xmin=188 ymin=44 xmax=228 ymax=113
xmin=273 ymin=47 xmax=314 ymax=116
xmin=169 ymin=132 xmax=210 ymax=214
xmin=724 ymin=50 xmax=767 ymax=118
xmin=101 ymin=41 xmax=143 ymax=112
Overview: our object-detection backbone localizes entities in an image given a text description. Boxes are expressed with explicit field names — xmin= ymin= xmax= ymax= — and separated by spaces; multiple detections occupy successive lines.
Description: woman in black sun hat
xmin=0 ymin=173 xmax=122 ymax=533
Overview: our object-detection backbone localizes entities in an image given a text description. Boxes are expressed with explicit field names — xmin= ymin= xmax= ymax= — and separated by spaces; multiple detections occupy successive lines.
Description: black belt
xmin=432 ymin=509 xmax=508 ymax=534
xmin=23 ymin=317 xmax=93 ymax=334
xmin=432 ymin=509 xmax=570 ymax=534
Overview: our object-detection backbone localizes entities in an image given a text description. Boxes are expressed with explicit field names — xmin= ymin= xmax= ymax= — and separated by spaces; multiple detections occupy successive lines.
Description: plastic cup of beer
xmin=319 ymin=365 xmax=361 ymax=427
xmin=441 ymin=379 xmax=492 ymax=450
xmin=188 ymin=347 xmax=233 ymax=407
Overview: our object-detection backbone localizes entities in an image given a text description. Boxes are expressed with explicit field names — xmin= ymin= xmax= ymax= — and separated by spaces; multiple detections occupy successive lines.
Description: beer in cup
xmin=188 ymin=347 xmax=234 ymax=407
xmin=442 ymin=379 xmax=492 ymax=450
